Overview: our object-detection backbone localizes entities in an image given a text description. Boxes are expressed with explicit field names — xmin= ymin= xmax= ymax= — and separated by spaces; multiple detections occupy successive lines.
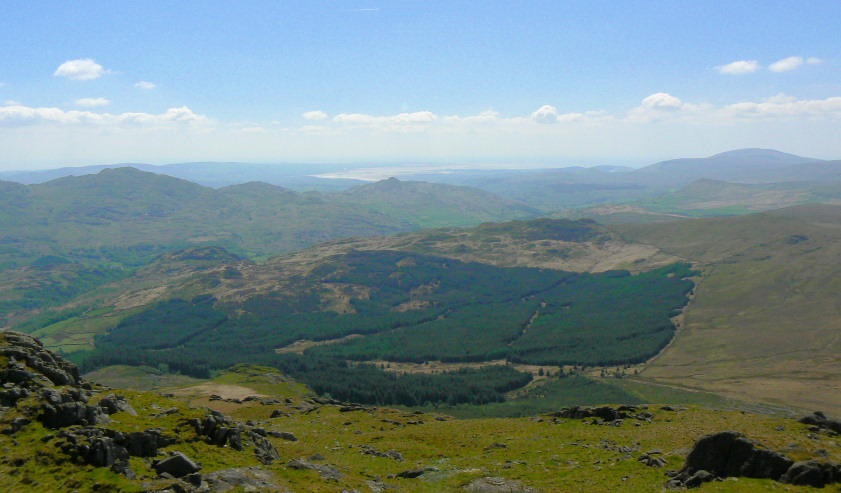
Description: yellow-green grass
xmin=31 ymin=306 xmax=141 ymax=353
xmin=188 ymin=368 xmax=841 ymax=492
xmin=616 ymin=206 xmax=841 ymax=414
xmin=6 ymin=363 xmax=838 ymax=492
xmin=83 ymin=364 xmax=204 ymax=391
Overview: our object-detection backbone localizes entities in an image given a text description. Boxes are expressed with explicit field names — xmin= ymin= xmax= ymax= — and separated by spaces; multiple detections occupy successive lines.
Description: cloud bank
xmin=2 ymin=93 xmax=841 ymax=168
xmin=0 ymin=105 xmax=211 ymax=127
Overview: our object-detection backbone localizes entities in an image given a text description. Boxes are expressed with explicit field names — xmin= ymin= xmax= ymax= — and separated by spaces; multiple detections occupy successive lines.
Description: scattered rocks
xmin=464 ymin=476 xmax=537 ymax=492
xmin=359 ymin=445 xmax=403 ymax=461
xmin=287 ymin=458 xmax=344 ymax=481
xmin=547 ymin=405 xmax=651 ymax=424
xmin=340 ymin=404 xmax=367 ymax=412
xmin=365 ymin=479 xmax=397 ymax=492
xmin=203 ymin=467 xmax=280 ymax=492
xmin=800 ymin=411 xmax=841 ymax=435
xmin=0 ymin=331 xmax=292 ymax=491
xmin=638 ymin=452 xmax=667 ymax=468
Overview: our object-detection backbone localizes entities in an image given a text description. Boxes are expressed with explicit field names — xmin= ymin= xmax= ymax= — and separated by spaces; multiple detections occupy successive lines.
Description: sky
xmin=1 ymin=1 xmax=841 ymax=170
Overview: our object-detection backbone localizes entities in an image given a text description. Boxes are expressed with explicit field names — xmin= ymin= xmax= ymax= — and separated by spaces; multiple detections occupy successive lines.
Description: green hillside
xmin=615 ymin=205 xmax=841 ymax=412
xmin=0 ymin=169 xmax=539 ymax=326
xmin=70 ymin=250 xmax=693 ymax=407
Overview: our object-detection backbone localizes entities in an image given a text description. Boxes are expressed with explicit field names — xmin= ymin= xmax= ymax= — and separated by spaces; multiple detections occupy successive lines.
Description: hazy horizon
xmin=2 ymin=2 xmax=841 ymax=169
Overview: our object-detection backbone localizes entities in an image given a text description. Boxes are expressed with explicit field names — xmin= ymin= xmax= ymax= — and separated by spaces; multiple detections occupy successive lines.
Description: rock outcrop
xmin=800 ymin=411 xmax=841 ymax=435
xmin=0 ymin=331 xmax=285 ymax=491
xmin=667 ymin=431 xmax=841 ymax=489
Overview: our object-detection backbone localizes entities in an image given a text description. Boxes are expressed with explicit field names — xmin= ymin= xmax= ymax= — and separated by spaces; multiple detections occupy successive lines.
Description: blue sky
xmin=1 ymin=1 xmax=840 ymax=169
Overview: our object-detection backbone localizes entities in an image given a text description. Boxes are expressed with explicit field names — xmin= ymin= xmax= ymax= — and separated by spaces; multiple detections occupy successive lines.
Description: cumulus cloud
xmin=769 ymin=56 xmax=804 ymax=72
xmin=0 ymin=104 xmax=211 ymax=127
xmin=716 ymin=60 xmax=759 ymax=75
xmin=302 ymin=110 xmax=328 ymax=121
xmin=134 ymin=81 xmax=156 ymax=90
xmin=640 ymin=93 xmax=682 ymax=108
xmin=75 ymin=97 xmax=110 ymax=107
xmin=53 ymin=59 xmax=109 ymax=80
xmin=531 ymin=105 xmax=558 ymax=124
xmin=4 ymin=100 xmax=22 ymax=106
xmin=625 ymin=93 xmax=683 ymax=123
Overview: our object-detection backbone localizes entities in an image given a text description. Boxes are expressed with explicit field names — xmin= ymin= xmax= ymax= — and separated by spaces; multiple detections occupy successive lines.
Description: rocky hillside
xmin=2 ymin=331 xmax=841 ymax=491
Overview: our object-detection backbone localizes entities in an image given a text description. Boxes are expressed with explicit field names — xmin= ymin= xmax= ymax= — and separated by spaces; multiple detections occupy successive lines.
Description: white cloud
xmin=442 ymin=110 xmax=503 ymax=125
xmin=75 ymin=97 xmax=110 ymax=107
xmin=53 ymin=59 xmax=109 ymax=81
xmin=0 ymin=104 xmax=212 ymax=127
xmin=719 ymin=96 xmax=841 ymax=120
xmin=531 ymin=105 xmax=558 ymax=124
xmin=4 ymin=100 xmax=22 ymax=106
xmin=764 ymin=93 xmax=796 ymax=104
xmin=769 ymin=56 xmax=804 ymax=73
xmin=626 ymin=93 xmax=683 ymax=123
xmin=716 ymin=60 xmax=759 ymax=75
xmin=333 ymin=111 xmax=437 ymax=125
xmin=640 ymin=93 xmax=682 ymax=108
xmin=807 ymin=57 xmax=823 ymax=65
xmin=134 ymin=81 xmax=157 ymax=90
xmin=302 ymin=110 xmax=328 ymax=121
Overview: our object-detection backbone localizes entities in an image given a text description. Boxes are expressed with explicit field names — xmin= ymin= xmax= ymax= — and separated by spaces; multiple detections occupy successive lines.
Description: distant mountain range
xmin=0 ymin=162 xmax=365 ymax=191
xmin=0 ymin=167 xmax=537 ymax=271
xmin=2 ymin=149 xmax=837 ymax=195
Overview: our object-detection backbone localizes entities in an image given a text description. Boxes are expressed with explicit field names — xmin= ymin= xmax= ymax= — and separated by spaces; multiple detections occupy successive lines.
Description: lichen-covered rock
xmin=0 ymin=331 xmax=80 ymax=387
xmin=98 ymin=393 xmax=138 ymax=416
xmin=153 ymin=451 xmax=202 ymax=478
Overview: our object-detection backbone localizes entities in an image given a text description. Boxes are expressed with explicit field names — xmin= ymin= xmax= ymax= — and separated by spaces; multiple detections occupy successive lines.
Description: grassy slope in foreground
xmin=80 ymin=364 xmax=841 ymax=492
xmin=615 ymin=205 xmax=841 ymax=413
